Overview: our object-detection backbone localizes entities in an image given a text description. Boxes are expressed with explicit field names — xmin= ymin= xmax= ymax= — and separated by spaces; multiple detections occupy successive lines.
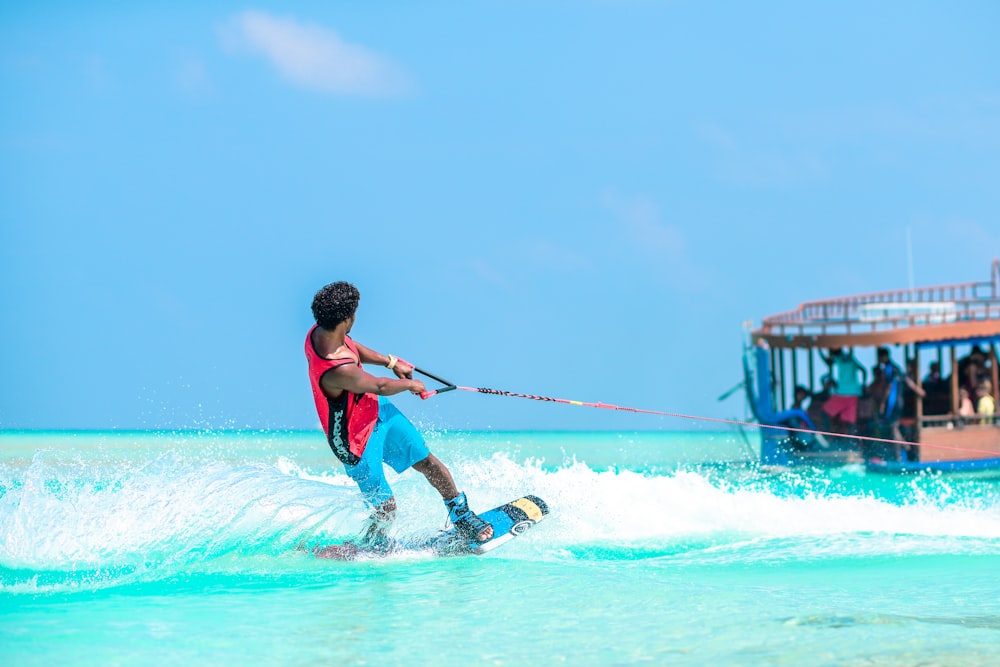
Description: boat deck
xmin=755 ymin=259 xmax=1000 ymax=350
xmin=746 ymin=260 xmax=1000 ymax=469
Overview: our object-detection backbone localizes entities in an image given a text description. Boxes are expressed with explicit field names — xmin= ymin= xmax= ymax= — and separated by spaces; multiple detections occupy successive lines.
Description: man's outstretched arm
xmin=321 ymin=362 xmax=425 ymax=397
xmin=352 ymin=341 xmax=415 ymax=379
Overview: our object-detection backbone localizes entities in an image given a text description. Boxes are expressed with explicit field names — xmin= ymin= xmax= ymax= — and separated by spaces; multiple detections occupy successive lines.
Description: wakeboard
xmin=312 ymin=494 xmax=550 ymax=560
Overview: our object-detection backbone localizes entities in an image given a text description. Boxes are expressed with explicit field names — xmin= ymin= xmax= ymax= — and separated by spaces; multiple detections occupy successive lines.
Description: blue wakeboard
xmin=312 ymin=494 xmax=550 ymax=560
xmin=425 ymin=494 xmax=550 ymax=556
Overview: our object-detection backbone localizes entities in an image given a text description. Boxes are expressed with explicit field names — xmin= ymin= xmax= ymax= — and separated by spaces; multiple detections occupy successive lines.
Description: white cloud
xmin=459 ymin=257 xmax=510 ymax=288
xmin=221 ymin=10 xmax=409 ymax=97
xmin=175 ymin=53 xmax=212 ymax=95
xmin=696 ymin=121 xmax=829 ymax=187
xmin=602 ymin=191 xmax=684 ymax=259
xmin=602 ymin=190 xmax=712 ymax=291
xmin=84 ymin=54 xmax=112 ymax=92
xmin=780 ymin=95 xmax=1000 ymax=149
xmin=515 ymin=238 xmax=591 ymax=273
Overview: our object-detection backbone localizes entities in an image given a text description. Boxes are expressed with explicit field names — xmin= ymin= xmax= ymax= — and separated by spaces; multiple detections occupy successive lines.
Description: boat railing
xmin=921 ymin=413 xmax=999 ymax=429
xmin=761 ymin=259 xmax=1000 ymax=338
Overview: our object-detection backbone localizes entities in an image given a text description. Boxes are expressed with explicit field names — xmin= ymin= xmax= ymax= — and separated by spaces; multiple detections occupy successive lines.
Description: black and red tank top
xmin=305 ymin=328 xmax=380 ymax=465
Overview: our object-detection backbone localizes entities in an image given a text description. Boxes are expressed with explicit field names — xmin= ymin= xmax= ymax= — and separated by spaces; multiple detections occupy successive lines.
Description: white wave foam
xmin=0 ymin=451 xmax=368 ymax=570
xmin=2 ymin=450 xmax=999 ymax=575
xmin=433 ymin=453 xmax=1000 ymax=542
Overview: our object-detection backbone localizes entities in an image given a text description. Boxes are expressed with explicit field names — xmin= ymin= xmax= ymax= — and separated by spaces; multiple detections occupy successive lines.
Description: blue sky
xmin=2 ymin=1 xmax=999 ymax=431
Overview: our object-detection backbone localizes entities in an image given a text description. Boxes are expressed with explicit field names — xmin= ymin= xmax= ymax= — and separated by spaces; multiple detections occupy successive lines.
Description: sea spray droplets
xmin=4 ymin=448 xmax=1000 ymax=578
xmin=422 ymin=452 xmax=1000 ymax=561
xmin=0 ymin=450 xmax=367 ymax=572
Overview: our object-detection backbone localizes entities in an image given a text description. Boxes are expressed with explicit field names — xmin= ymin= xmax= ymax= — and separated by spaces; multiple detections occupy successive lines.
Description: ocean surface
xmin=2 ymin=428 xmax=1000 ymax=666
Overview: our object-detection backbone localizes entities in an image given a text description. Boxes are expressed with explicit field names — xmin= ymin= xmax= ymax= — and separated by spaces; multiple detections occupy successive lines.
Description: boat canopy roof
xmin=752 ymin=259 xmax=1000 ymax=350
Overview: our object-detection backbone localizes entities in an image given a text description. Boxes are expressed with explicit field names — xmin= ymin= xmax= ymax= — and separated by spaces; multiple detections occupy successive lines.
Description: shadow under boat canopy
xmin=744 ymin=259 xmax=1000 ymax=473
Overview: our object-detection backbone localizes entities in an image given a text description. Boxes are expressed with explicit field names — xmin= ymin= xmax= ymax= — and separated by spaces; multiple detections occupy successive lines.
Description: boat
xmin=743 ymin=259 xmax=1000 ymax=473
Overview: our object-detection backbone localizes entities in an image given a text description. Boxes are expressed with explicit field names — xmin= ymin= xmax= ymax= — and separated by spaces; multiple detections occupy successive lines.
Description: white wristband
xmin=386 ymin=354 xmax=398 ymax=370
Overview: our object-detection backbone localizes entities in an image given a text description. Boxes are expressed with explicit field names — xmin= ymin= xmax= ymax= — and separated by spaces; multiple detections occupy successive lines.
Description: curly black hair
xmin=311 ymin=282 xmax=360 ymax=329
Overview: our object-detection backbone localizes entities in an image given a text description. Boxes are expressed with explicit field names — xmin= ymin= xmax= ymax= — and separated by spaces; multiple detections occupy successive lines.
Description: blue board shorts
xmin=343 ymin=396 xmax=430 ymax=507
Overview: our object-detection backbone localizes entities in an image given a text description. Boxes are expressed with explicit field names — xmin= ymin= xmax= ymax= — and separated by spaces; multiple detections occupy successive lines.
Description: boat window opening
xmin=747 ymin=260 xmax=1000 ymax=471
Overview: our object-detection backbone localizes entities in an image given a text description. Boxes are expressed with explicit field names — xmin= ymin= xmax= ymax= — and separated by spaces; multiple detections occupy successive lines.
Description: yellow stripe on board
xmin=511 ymin=497 xmax=543 ymax=521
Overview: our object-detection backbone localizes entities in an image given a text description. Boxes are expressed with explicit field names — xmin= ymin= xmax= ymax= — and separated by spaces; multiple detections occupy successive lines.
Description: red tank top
xmin=305 ymin=327 xmax=380 ymax=465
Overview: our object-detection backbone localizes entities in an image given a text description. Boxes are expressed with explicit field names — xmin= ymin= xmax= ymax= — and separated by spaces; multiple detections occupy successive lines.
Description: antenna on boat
xmin=906 ymin=226 xmax=915 ymax=298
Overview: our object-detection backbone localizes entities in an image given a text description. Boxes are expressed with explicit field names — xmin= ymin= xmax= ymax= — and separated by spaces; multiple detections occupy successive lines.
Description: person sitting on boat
xmin=962 ymin=361 xmax=985 ymax=403
xmin=806 ymin=375 xmax=836 ymax=431
xmin=792 ymin=383 xmax=825 ymax=423
xmin=792 ymin=385 xmax=810 ymax=411
xmin=923 ymin=361 xmax=943 ymax=387
xmin=921 ymin=361 xmax=950 ymax=415
xmin=958 ymin=345 xmax=987 ymax=380
xmin=819 ymin=348 xmax=866 ymax=431
xmin=813 ymin=375 xmax=836 ymax=403
xmin=747 ymin=339 xmax=828 ymax=451
xmin=958 ymin=387 xmax=976 ymax=424
xmin=784 ymin=386 xmax=813 ymax=449
xmin=775 ymin=385 xmax=829 ymax=450
xmin=977 ymin=380 xmax=996 ymax=425
xmin=958 ymin=346 xmax=988 ymax=396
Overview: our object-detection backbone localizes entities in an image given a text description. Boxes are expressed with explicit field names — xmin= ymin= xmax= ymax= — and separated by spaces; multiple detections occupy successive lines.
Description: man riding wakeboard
xmin=305 ymin=281 xmax=493 ymax=554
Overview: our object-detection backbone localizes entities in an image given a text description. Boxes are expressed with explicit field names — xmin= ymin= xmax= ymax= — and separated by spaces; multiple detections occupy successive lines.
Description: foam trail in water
xmin=3 ymin=450 xmax=1000 ymax=580
xmin=434 ymin=453 xmax=1000 ymax=561
xmin=0 ymin=451 xmax=367 ymax=571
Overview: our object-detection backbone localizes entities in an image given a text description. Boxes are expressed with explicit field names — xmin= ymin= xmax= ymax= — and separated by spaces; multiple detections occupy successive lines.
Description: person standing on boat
xmin=819 ymin=348 xmax=867 ymax=430
xmin=305 ymin=281 xmax=493 ymax=550
xmin=873 ymin=347 xmax=925 ymax=444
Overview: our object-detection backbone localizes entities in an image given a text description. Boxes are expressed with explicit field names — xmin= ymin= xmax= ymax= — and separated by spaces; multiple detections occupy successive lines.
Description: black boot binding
xmin=444 ymin=492 xmax=491 ymax=544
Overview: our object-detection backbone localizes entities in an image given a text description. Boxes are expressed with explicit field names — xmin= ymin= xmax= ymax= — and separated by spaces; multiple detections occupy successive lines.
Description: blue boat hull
xmin=865 ymin=456 xmax=1000 ymax=475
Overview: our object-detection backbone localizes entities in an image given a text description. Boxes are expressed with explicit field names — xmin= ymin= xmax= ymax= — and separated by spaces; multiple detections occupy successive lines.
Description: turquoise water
xmin=3 ymin=429 xmax=1000 ymax=666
